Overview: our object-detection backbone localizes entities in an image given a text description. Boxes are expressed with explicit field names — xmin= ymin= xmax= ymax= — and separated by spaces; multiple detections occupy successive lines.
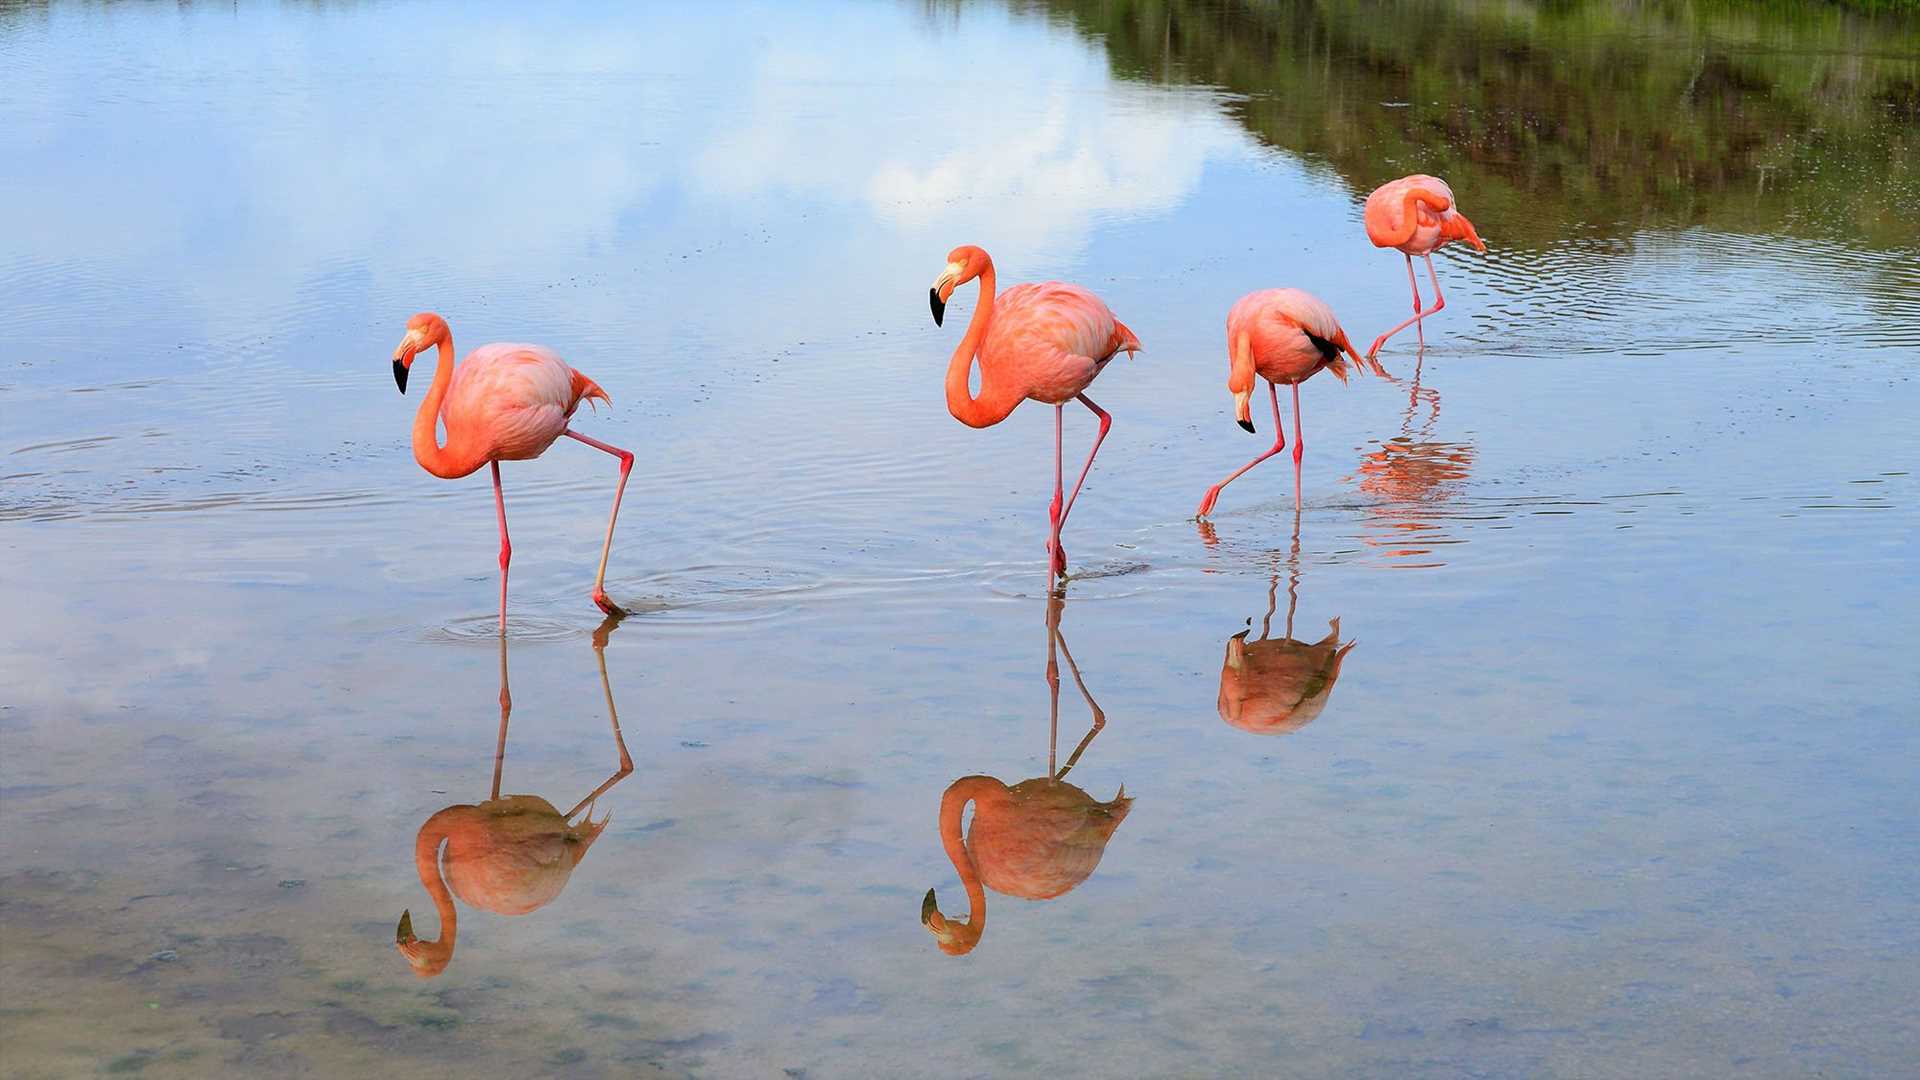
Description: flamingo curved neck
xmin=939 ymin=776 xmax=1008 ymax=937
xmin=410 ymin=809 xmax=460 ymax=955
xmin=945 ymin=265 xmax=1022 ymax=429
xmin=1373 ymin=186 xmax=1452 ymax=250
xmin=412 ymin=336 xmax=487 ymax=479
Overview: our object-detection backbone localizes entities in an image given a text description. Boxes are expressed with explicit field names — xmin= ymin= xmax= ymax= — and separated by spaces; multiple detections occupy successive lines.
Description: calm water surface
xmin=3 ymin=1 xmax=1918 ymax=1076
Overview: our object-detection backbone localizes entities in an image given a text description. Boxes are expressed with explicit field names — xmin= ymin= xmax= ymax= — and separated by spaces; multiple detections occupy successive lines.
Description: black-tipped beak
xmin=1238 ymin=418 xmax=1256 ymax=434
xmin=921 ymin=888 xmax=938 ymax=924
xmin=393 ymin=360 xmax=409 ymax=394
xmin=395 ymin=909 xmax=415 ymax=943
xmin=929 ymin=288 xmax=946 ymax=327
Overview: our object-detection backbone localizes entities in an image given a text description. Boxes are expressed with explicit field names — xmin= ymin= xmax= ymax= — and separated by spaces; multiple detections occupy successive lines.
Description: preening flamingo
xmin=1361 ymin=174 xmax=1486 ymax=359
xmin=930 ymin=245 xmax=1141 ymax=577
xmin=391 ymin=312 xmax=635 ymax=630
xmin=1195 ymin=288 xmax=1381 ymax=518
xmin=922 ymin=593 xmax=1131 ymax=955
xmin=395 ymin=619 xmax=634 ymax=978
xmin=1217 ymin=506 xmax=1356 ymax=735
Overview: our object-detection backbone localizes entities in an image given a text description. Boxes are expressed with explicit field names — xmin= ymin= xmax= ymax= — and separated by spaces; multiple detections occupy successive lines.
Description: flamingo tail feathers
xmin=1337 ymin=327 xmax=1388 ymax=379
xmin=1107 ymin=319 xmax=1142 ymax=360
xmin=570 ymin=369 xmax=612 ymax=413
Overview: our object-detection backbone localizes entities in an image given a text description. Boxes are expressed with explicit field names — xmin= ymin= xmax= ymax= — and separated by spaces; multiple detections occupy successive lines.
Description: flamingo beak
xmin=392 ymin=331 xmax=422 ymax=394
xmin=395 ymin=909 xmax=417 ymax=945
xmin=929 ymin=263 xmax=962 ymax=327
xmin=1234 ymin=388 xmax=1255 ymax=433
xmin=922 ymin=888 xmax=957 ymax=946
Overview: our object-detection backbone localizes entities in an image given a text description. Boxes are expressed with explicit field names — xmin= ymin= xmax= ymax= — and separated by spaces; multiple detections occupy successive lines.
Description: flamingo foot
xmin=1048 ymin=540 xmax=1068 ymax=577
xmin=592 ymin=589 xmax=629 ymax=619
xmin=1196 ymin=485 xmax=1224 ymax=519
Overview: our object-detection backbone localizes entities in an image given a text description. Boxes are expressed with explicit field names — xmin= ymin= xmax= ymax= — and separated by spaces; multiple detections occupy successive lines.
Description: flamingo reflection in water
xmin=1350 ymin=349 xmax=1477 ymax=565
xmin=395 ymin=617 xmax=635 ymax=977
xmin=1217 ymin=504 xmax=1356 ymax=736
xmin=921 ymin=592 xmax=1132 ymax=956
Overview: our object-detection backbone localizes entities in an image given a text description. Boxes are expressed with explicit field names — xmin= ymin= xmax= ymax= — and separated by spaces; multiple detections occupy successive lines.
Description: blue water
xmin=2 ymin=2 xmax=1917 ymax=1076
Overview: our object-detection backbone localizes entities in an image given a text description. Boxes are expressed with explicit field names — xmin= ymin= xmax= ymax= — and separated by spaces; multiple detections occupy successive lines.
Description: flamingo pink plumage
xmin=391 ymin=312 xmax=635 ymax=630
xmin=930 ymin=245 xmax=1141 ymax=577
xmin=1361 ymin=174 xmax=1486 ymax=358
xmin=1195 ymin=288 xmax=1380 ymax=518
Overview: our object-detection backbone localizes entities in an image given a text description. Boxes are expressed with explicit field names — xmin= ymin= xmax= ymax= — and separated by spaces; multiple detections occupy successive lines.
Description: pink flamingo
xmin=930 ymin=245 xmax=1141 ymax=577
xmin=1362 ymin=174 xmax=1486 ymax=358
xmin=392 ymin=312 xmax=634 ymax=630
xmin=1194 ymin=288 xmax=1380 ymax=518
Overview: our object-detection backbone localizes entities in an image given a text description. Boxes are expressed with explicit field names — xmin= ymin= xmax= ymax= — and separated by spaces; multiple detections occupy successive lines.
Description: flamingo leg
xmin=1047 ymin=405 xmax=1065 ymax=578
xmin=1291 ymin=383 xmax=1306 ymax=466
xmin=1051 ymin=617 xmax=1105 ymax=780
xmin=564 ymin=625 xmax=636 ymax=821
xmin=562 ymin=429 xmax=634 ymax=618
xmin=1421 ymin=253 xmax=1448 ymax=329
xmin=1366 ymin=254 xmax=1432 ymax=358
xmin=1290 ymin=383 xmax=1305 ymax=509
xmin=492 ymin=461 xmax=511 ymax=635
xmin=1046 ymin=591 xmax=1061 ymax=777
xmin=1048 ymin=393 xmax=1112 ymax=576
xmin=491 ymin=634 xmax=511 ymax=801
xmin=1060 ymin=394 xmax=1111 ymax=524
xmin=1195 ymin=381 xmax=1285 ymax=518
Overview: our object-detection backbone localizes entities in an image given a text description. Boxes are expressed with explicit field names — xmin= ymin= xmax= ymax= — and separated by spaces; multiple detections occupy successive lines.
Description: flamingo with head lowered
xmin=1195 ymin=288 xmax=1383 ymax=518
xmin=930 ymin=245 xmax=1141 ymax=578
xmin=392 ymin=312 xmax=635 ymax=630
xmin=1361 ymin=174 xmax=1486 ymax=359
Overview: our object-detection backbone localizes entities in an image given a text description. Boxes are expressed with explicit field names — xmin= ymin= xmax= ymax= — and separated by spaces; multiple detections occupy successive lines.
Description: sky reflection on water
xmin=2 ymin=1 xmax=1918 ymax=1077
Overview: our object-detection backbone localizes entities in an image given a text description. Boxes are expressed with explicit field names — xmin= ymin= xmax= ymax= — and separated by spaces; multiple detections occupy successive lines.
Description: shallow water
xmin=3 ymin=1 xmax=1918 ymax=1076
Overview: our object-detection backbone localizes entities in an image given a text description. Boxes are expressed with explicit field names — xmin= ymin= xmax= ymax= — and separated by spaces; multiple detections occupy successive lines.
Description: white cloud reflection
xmin=0 ymin=0 xmax=1255 ymax=333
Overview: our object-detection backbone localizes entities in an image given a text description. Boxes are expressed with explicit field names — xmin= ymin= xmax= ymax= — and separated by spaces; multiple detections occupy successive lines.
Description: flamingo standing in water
xmin=1362 ymin=174 xmax=1486 ymax=358
xmin=930 ymin=245 xmax=1141 ymax=577
xmin=1194 ymin=289 xmax=1381 ymax=518
xmin=391 ymin=312 xmax=635 ymax=630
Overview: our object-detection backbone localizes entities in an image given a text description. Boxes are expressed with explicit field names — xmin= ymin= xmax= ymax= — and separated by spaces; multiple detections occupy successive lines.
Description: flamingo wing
xmin=983 ymin=282 xmax=1135 ymax=403
xmin=445 ymin=344 xmax=578 ymax=460
xmin=1364 ymin=174 xmax=1456 ymax=251
xmin=992 ymin=283 xmax=1117 ymax=356
xmin=1300 ymin=328 xmax=1341 ymax=364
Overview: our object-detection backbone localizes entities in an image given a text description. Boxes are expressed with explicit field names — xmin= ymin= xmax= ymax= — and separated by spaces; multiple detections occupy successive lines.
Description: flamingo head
xmin=929 ymin=245 xmax=990 ymax=327
xmin=393 ymin=908 xmax=453 ymax=978
xmin=1232 ymin=388 xmax=1256 ymax=433
xmin=921 ymin=887 xmax=982 ymax=956
xmin=1227 ymin=347 xmax=1257 ymax=434
xmin=391 ymin=312 xmax=449 ymax=394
